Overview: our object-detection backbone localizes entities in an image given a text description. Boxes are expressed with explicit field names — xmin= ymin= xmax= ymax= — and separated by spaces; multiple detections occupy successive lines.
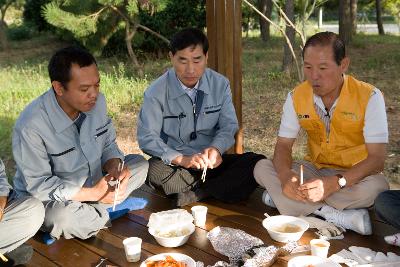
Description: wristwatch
xmin=335 ymin=174 xmax=347 ymax=189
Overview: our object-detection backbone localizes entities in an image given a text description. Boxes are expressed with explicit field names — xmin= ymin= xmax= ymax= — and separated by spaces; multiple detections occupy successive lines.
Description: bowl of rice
xmin=147 ymin=209 xmax=196 ymax=247
xmin=148 ymin=223 xmax=195 ymax=247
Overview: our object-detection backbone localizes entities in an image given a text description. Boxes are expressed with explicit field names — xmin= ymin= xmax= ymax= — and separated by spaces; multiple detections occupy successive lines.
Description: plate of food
xmin=140 ymin=253 xmax=196 ymax=267
xmin=288 ymin=255 xmax=341 ymax=267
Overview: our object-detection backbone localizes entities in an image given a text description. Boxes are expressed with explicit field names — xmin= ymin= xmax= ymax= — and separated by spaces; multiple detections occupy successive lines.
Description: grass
xmin=1 ymin=32 xmax=400 ymax=186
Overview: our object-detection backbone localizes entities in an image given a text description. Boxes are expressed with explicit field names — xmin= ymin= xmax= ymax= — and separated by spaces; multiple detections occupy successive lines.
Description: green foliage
xmin=43 ymin=2 xmax=98 ymax=38
xmin=6 ymin=22 xmax=36 ymax=40
xmin=23 ymin=0 xmax=55 ymax=31
xmin=137 ymin=0 xmax=206 ymax=52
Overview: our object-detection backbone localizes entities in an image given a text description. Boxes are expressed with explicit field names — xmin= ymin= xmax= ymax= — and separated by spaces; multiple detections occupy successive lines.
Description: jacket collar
xmin=43 ymin=89 xmax=90 ymax=134
xmin=166 ymin=68 xmax=211 ymax=99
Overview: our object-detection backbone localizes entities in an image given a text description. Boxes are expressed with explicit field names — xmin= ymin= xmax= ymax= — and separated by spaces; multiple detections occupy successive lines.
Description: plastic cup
xmin=123 ymin=237 xmax=142 ymax=262
xmin=310 ymin=239 xmax=330 ymax=258
xmin=191 ymin=205 xmax=208 ymax=226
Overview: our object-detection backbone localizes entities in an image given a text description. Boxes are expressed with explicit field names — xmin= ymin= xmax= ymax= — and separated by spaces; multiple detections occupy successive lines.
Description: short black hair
xmin=302 ymin=31 xmax=346 ymax=65
xmin=169 ymin=28 xmax=209 ymax=55
xmin=48 ymin=46 xmax=97 ymax=88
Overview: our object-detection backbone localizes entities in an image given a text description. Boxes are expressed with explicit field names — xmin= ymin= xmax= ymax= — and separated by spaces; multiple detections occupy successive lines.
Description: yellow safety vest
xmin=293 ymin=75 xmax=373 ymax=169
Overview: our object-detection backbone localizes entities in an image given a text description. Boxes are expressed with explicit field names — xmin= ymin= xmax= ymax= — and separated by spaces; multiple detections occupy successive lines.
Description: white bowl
xmin=140 ymin=253 xmax=196 ymax=267
xmin=262 ymin=215 xmax=309 ymax=243
xmin=148 ymin=223 xmax=195 ymax=247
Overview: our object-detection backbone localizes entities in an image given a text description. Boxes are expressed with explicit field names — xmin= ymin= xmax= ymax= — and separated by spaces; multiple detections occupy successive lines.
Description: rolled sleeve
xmin=364 ymin=89 xmax=388 ymax=143
xmin=0 ymin=159 xmax=11 ymax=197
xmin=13 ymin=127 xmax=81 ymax=202
xmin=137 ymin=94 xmax=181 ymax=163
xmin=209 ymin=83 xmax=238 ymax=154
xmin=278 ymin=92 xmax=300 ymax=138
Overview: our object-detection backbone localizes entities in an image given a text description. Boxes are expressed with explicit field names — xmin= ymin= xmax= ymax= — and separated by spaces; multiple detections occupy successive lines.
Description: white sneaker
xmin=314 ymin=205 xmax=372 ymax=235
xmin=262 ymin=190 xmax=276 ymax=208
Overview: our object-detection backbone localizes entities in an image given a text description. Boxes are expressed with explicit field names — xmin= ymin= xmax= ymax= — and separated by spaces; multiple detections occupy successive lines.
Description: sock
xmin=106 ymin=197 xmax=148 ymax=221
xmin=176 ymin=191 xmax=199 ymax=207
xmin=4 ymin=244 xmax=33 ymax=265
xmin=42 ymin=232 xmax=56 ymax=245
xmin=384 ymin=233 xmax=400 ymax=247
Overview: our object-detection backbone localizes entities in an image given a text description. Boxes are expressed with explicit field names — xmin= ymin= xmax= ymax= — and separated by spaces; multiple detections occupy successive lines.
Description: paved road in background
xmin=319 ymin=23 xmax=399 ymax=35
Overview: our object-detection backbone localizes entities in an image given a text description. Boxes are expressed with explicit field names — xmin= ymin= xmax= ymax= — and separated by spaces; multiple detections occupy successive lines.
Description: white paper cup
xmin=123 ymin=237 xmax=142 ymax=262
xmin=191 ymin=205 xmax=208 ymax=226
xmin=310 ymin=239 xmax=330 ymax=258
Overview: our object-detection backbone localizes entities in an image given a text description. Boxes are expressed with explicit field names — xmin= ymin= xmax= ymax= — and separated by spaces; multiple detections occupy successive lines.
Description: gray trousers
xmin=254 ymin=159 xmax=389 ymax=216
xmin=42 ymin=154 xmax=148 ymax=240
xmin=0 ymin=193 xmax=45 ymax=254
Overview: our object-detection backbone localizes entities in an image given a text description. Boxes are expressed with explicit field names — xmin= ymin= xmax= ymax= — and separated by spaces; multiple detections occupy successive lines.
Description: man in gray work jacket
xmin=0 ymin=159 xmax=44 ymax=265
xmin=137 ymin=28 xmax=265 ymax=206
xmin=12 ymin=47 xmax=148 ymax=241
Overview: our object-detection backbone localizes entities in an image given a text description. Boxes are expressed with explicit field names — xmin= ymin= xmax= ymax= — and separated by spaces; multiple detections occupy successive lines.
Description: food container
xmin=148 ymin=223 xmax=195 ymax=247
xmin=262 ymin=215 xmax=309 ymax=243
xmin=148 ymin=209 xmax=195 ymax=247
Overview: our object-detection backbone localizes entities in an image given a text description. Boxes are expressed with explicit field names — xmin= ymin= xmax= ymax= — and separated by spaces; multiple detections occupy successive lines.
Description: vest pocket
xmin=340 ymin=144 xmax=368 ymax=168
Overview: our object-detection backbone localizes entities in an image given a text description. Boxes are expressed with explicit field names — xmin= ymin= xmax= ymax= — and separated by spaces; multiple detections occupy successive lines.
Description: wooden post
xmin=206 ymin=0 xmax=243 ymax=154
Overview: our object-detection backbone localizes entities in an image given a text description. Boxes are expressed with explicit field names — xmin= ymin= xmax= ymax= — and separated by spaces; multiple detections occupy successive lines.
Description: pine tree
xmin=43 ymin=0 xmax=169 ymax=73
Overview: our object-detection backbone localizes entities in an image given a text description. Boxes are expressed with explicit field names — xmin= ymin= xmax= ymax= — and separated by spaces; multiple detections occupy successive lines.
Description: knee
xmin=253 ymin=159 xmax=274 ymax=185
xmin=375 ymin=190 xmax=397 ymax=211
xmin=44 ymin=203 xmax=74 ymax=232
xmin=22 ymin=197 xmax=45 ymax=233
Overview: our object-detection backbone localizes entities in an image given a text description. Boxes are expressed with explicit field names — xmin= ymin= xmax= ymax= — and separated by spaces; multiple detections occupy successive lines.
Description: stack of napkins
xmin=329 ymin=246 xmax=400 ymax=266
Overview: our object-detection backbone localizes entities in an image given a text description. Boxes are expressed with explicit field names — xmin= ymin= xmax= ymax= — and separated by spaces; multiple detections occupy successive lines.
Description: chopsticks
xmin=201 ymin=165 xmax=207 ymax=183
xmin=112 ymin=160 xmax=124 ymax=211
xmin=0 ymin=252 xmax=8 ymax=262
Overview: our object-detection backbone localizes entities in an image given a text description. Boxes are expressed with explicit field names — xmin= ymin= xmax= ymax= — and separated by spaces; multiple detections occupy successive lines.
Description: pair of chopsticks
xmin=201 ymin=165 xmax=207 ymax=183
xmin=112 ymin=160 xmax=124 ymax=211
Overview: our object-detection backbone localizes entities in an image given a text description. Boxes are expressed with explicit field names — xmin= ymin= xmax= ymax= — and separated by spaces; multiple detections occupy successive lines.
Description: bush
xmin=6 ymin=23 xmax=36 ymax=41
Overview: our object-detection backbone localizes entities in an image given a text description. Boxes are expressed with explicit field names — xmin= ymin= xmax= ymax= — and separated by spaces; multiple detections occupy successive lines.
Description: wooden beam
xmin=206 ymin=0 xmax=243 ymax=154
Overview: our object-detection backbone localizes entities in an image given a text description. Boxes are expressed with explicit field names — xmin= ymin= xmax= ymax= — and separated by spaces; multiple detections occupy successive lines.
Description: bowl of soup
xmin=262 ymin=215 xmax=309 ymax=243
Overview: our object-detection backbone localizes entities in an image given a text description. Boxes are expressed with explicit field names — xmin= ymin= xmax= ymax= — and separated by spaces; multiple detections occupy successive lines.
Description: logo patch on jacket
xmin=297 ymin=114 xmax=310 ymax=119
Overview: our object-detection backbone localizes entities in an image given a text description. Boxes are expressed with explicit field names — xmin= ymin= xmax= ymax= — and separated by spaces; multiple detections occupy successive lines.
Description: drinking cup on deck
xmin=310 ymin=239 xmax=330 ymax=258
xmin=191 ymin=205 xmax=208 ymax=226
xmin=123 ymin=237 xmax=142 ymax=262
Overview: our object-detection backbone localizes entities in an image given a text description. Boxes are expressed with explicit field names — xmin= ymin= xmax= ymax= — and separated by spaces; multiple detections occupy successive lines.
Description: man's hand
xmin=0 ymin=196 xmax=7 ymax=221
xmin=203 ymin=147 xmax=222 ymax=169
xmin=299 ymin=176 xmax=339 ymax=202
xmin=95 ymin=174 xmax=129 ymax=204
xmin=280 ymin=170 xmax=306 ymax=202
xmin=103 ymin=158 xmax=120 ymax=179
xmin=172 ymin=153 xmax=209 ymax=169
xmin=103 ymin=158 xmax=126 ymax=180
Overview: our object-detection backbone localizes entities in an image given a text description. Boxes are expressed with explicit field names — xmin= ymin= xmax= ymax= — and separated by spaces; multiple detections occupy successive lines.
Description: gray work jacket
xmin=0 ymin=159 xmax=11 ymax=197
xmin=12 ymin=89 xmax=123 ymax=202
xmin=137 ymin=68 xmax=238 ymax=164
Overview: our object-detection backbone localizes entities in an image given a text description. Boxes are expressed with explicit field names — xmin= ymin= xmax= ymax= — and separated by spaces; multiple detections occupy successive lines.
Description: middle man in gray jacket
xmin=137 ymin=28 xmax=265 ymax=206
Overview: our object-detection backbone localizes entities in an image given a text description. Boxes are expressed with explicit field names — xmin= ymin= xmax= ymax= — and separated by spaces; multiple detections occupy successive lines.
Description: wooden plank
xmin=27 ymin=234 xmax=114 ymax=267
xmin=26 ymin=251 xmax=59 ymax=267
xmin=109 ymin=217 xmax=222 ymax=266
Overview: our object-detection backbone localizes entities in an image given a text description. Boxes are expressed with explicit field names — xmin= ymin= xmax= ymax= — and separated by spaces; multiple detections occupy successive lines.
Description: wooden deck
xmin=25 ymin=186 xmax=400 ymax=267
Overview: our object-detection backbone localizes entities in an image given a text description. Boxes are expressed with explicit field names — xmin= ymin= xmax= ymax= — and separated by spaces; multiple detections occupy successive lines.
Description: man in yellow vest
xmin=254 ymin=31 xmax=389 ymax=235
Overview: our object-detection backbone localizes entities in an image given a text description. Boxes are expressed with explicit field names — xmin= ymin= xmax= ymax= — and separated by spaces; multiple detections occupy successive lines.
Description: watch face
xmin=338 ymin=177 xmax=347 ymax=187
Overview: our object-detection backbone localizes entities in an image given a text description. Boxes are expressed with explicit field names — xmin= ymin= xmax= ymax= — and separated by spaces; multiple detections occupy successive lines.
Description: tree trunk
xmin=282 ymin=0 xmax=295 ymax=74
xmin=125 ymin=21 xmax=143 ymax=76
xmin=350 ymin=0 xmax=357 ymax=35
xmin=375 ymin=0 xmax=385 ymax=35
xmin=0 ymin=21 xmax=8 ymax=51
xmin=339 ymin=0 xmax=352 ymax=44
xmin=258 ymin=0 xmax=272 ymax=42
